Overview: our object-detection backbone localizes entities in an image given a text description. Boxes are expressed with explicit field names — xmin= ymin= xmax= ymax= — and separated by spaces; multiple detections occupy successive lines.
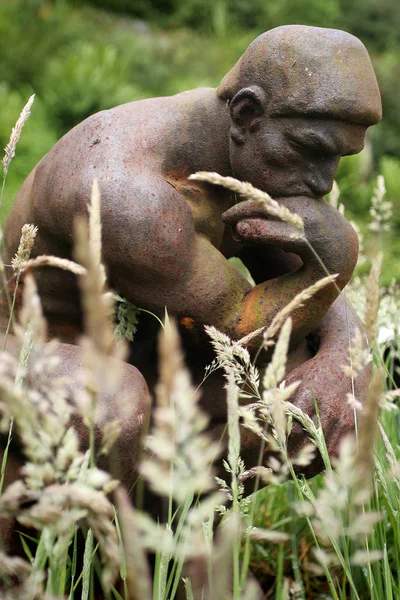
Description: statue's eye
xmin=289 ymin=139 xmax=304 ymax=152
xmin=290 ymin=139 xmax=332 ymax=161
xmin=289 ymin=139 xmax=317 ymax=156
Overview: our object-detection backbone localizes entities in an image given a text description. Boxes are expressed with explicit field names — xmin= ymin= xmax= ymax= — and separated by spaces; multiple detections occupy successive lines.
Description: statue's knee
xmin=93 ymin=361 xmax=151 ymax=491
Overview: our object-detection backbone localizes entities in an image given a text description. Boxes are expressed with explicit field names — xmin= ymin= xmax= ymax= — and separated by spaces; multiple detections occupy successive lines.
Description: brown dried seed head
xmin=2 ymin=95 xmax=35 ymax=177
xmin=189 ymin=171 xmax=304 ymax=230
xmin=11 ymin=223 xmax=38 ymax=271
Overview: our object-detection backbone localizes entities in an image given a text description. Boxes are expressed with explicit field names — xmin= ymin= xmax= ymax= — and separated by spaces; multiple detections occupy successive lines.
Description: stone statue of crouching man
xmin=1 ymin=26 xmax=381 ymax=512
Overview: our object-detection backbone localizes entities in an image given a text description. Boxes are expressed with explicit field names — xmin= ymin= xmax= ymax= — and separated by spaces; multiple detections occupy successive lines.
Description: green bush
xmin=41 ymin=42 xmax=143 ymax=133
xmin=0 ymin=1 xmax=88 ymax=89
xmin=372 ymin=52 xmax=400 ymax=159
xmin=335 ymin=152 xmax=374 ymax=218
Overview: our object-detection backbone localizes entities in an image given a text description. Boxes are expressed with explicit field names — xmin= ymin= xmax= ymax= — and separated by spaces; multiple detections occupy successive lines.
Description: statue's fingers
xmin=235 ymin=218 xmax=308 ymax=256
xmin=222 ymin=200 xmax=270 ymax=225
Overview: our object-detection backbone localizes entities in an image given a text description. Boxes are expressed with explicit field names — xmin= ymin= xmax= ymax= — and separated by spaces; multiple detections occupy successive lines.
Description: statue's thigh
xmin=1 ymin=338 xmax=151 ymax=504
xmin=39 ymin=342 xmax=152 ymax=491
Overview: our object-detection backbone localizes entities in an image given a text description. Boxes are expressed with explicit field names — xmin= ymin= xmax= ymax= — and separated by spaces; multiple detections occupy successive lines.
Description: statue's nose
xmin=306 ymin=177 xmax=332 ymax=198
xmin=304 ymin=161 xmax=339 ymax=198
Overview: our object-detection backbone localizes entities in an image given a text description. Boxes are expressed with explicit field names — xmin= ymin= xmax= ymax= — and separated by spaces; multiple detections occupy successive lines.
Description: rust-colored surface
xmin=1 ymin=26 xmax=381 ymax=499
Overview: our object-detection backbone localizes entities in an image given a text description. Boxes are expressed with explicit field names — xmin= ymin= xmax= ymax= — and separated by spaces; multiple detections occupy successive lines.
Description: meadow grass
xmin=0 ymin=97 xmax=398 ymax=600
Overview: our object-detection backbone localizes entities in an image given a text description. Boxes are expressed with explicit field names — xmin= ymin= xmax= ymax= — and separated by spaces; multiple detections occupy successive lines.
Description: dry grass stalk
xmin=2 ymin=94 xmax=35 ymax=178
xmin=88 ymin=178 xmax=107 ymax=288
xmin=0 ymin=355 xmax=73 ymax=486
xmin=354 ymin=368 xmax=385 ymax=500
xmin=215 ymin=372 xmax=251 ymax=522
xmin=263 ymin=317 xmax=292 ymax=390
xmin=73 ymin=181 xmax=117 ymax=357
xmin=208 ymin=511 xmax=242 ymax=600
xmin=341 ymin=327 xmax=371 ymax=380
xmin=1 ymin=97 xmax=35 ymax=316
xmin=264 ymin=274 xmax=338 ymax=346
xmin=368 ymin=175 xmax=391 ymax=233
xmin=3 ymin=224 xmax=40 ymax=351
xmin=0 ymin=278 xmax=122 ymax=590
xmin=247 ymin=528 xmax=290 ymax=544
xmin=142 ymin=319 xmax=219 ymax=504
xmin=189 ymin=171 xmax=304 ymax=230
xmin=226 ymin=371 xmax=240 ymax=469
xmin=74 ymin=216 xmax=115 ymax=357
xmin=114 ymin=488 xmax=152 ymax=600
xmin=183 ymin=577 xmax=195 ymax=600
xmin=378 ymin=421 xmax=397 ymax=469
xmin=261 ymin=319 xmax=296 ymax=456
xmin=16 ymin=482 xmax=121 ymax=589
xmin=10 ymin=224 xmax=38 ymax=272
xmin=295 ymin=432 xmax=382 ymax=566
xmin=14 ymin=273 xmax=47 ymax=345
xmin=0 ymin=553 xmax=32 ymax=580
xmin=99 ymin=419 xmax=122 ymax=456
xmin=237 ymin=274 xmax=337 ymax=348
xmin=346 ymin=392 xmax=363 ymax=412
xmin=17 ymin=255 xmax=87 ymax=276
xmin=239 ymin=318 xmax=315 ymax=481
xmin=157 ymin=315 xmax=183 ymax=408
xmin=284 ymin=402 xmax=322 ymax=453
xmin=72 ymin=182 xmax=128 ymax=454
xmin=205 ymin=325 xmax=260 ymax=395
xmin=364 ymin=252 xmax=382 ymax=346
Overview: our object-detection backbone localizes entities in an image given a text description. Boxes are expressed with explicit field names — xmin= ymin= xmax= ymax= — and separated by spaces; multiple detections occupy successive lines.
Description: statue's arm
xmin=100 ymin=177 xmax=356 ymax=349
xmin=221 ymin=196 xmax=358 ymax=347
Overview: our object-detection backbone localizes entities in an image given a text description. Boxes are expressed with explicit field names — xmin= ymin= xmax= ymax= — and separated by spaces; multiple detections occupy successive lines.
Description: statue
xmin=0 ymin=25 xmax=381 ymax=500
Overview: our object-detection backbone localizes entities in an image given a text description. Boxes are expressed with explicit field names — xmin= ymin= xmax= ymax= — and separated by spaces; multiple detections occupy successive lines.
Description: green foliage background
xmin=1 ymin=0 xmax=400 ymax=282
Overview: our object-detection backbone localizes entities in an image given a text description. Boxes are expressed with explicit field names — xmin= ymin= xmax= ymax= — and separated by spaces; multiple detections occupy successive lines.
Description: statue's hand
xmin=222 ymin=197 xmax=358 ymax=287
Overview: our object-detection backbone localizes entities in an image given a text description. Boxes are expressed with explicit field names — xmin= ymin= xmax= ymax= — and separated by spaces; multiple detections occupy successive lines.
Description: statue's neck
xmin=164 ymin=89 xmax=232 ymax=178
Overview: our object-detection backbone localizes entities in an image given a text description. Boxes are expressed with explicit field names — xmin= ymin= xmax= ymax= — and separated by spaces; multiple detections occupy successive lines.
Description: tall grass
xmin=0 ymin=97 xmax=399 ymax=600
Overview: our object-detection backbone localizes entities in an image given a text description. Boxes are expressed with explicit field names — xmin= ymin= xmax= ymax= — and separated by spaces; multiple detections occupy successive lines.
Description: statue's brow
xmin=289 ymin=131 xmax=338 ymax=154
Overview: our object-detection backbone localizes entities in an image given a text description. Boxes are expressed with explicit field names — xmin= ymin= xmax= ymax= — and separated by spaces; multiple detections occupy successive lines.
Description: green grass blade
xmin=81 ymin=528 xmax=94 ymax=600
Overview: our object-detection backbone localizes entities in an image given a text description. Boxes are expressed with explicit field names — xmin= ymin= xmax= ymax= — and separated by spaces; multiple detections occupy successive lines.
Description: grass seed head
xmin=189 ymin=171 xmax=304 ymax=230
xmin=142 ymin=319 xmax=220 ymax=504
xmin=368 ymin=175 xmax=391 ymax=232
xmin=11 ymin=223 xmax=38 ymax=272
xmin=364 ymin=251 xmax=382 ymax=346
xmin=2 ymin=94 xmax=35 ymax=178
xmin=354 ymin=368 xmax=385 ymax=500
xmin=341 ymin=327 xmax=372 ymax=380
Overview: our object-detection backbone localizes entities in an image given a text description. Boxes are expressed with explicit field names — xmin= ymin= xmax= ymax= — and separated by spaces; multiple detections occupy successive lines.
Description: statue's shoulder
xmin=35 ymin=93 xmax=191 ymax=178
xmin=7 ymin=88 xmax=214 ymax=239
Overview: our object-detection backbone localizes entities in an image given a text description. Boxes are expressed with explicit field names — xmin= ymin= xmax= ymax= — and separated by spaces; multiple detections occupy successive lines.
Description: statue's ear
xmin=229 ymin=86 xmax=266 ymax=143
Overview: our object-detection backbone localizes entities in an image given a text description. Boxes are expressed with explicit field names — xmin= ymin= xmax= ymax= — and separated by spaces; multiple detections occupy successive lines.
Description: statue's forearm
xmin=222 ymin=197 xmax=358 ymax=349
xmin=236 ymin=263 xmax=338 ymax=350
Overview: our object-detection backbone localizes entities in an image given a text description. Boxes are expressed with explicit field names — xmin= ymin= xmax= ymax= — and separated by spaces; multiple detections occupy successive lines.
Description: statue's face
xmin=229 ymin=115 xmax=367 ymax=200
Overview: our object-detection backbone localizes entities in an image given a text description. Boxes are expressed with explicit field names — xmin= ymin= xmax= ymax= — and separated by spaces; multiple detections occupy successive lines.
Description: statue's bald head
xmin=218 ymin=25 xmax=382 ymax=126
